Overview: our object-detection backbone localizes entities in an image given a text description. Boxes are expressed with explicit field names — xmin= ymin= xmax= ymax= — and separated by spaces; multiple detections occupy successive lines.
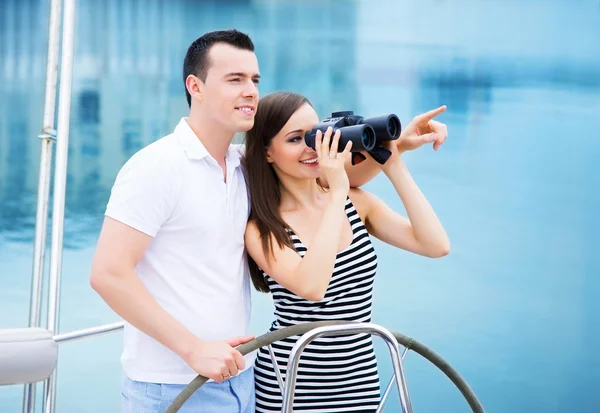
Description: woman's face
xmin=266 ymin=103 xmax=321 ymax=180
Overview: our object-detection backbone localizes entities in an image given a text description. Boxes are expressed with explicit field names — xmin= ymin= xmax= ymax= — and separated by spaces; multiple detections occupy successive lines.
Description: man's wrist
xmin=175 ymin=333 xmax=204 ymax=362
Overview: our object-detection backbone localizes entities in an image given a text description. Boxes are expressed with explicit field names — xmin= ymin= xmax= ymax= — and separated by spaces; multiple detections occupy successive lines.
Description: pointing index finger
xmin=414 ymin=105 xmax=447 ymax=124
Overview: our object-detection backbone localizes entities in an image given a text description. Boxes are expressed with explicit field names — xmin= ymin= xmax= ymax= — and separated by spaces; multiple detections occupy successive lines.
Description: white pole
xmin=23 ymin=0 xmax=63 ymax=411
xmin=43 ymin=0 xmax=76 ymax=411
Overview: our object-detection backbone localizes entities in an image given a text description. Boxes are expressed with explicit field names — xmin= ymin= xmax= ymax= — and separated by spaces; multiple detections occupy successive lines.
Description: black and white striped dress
xmin=254 ymin=197 xmax=381 ymax=412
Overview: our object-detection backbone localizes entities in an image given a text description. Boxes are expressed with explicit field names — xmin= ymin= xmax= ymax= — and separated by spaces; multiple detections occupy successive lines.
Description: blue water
xmin=1 ymin=0 xmax=600 ymax=412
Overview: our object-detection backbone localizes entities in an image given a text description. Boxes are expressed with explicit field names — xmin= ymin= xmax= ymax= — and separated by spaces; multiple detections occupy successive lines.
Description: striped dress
xmin=254 ymin=197 xmax=381 ymax=412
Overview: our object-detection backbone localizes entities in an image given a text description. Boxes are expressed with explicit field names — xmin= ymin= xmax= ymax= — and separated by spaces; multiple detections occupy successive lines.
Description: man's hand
xmin=183 ymin=335 xmax=254 ymax=383
xmin=396 ymin=105 xmax=448 ymax=153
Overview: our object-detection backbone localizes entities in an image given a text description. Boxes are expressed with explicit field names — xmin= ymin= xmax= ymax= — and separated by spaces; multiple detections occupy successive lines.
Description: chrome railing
xmin=23 ymin=0 xmax=63 ymax=410
xmin=23 ymin=0 xmax=77 ymax=412
xmin=52 ymin=322 xmax=125 ymax=344
xmin=280 ymin=322 xmax=413 ymax=413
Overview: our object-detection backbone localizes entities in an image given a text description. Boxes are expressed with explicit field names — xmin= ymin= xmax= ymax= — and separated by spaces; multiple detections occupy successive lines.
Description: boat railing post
xmin=280 ymin=323 xmax=413 ymax=413
xmin=41 ymin=0 xmax=77 ymax=412
xmin=22 ymin=0 xmax=63 ymax=412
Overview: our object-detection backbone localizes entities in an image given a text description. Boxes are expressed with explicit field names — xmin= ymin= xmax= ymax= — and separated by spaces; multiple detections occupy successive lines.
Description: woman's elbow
xmin=290 ymin=271 xmax=329 ymax=301
xmin=305 ymin=290 xmax=326 ymax=302
xmin=427 ymin=242 xmax=450 ymax=258
xmin=297 ymin=285 xmax=327 ymax=302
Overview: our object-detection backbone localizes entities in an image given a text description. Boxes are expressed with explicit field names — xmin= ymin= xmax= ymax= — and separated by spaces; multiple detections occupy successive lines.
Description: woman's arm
xmin=351 ymin=158 xmax=450 ymax=258
xmin=245 ymin=193 xmax=347 ymax=301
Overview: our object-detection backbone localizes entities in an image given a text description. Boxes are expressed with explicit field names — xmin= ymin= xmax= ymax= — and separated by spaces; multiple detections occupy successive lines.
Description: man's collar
xmin=175 ymin=118 xmax=243 ymax=168
xmin=175 ymin=118 xmax=209 ymax=160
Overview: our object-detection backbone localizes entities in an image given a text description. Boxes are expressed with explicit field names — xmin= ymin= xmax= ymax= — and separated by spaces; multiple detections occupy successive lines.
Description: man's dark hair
xmin=183 ymin=29 xmax=255 ymax=108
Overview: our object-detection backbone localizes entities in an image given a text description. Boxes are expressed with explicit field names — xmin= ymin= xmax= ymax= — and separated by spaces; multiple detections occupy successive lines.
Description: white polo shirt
xmin=105 ymin=118 xmax=252 ymax=384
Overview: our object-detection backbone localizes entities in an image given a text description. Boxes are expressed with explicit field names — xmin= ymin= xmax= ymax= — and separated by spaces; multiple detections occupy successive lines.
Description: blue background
xmin=1 ymin=0 xmax=599 ymax=411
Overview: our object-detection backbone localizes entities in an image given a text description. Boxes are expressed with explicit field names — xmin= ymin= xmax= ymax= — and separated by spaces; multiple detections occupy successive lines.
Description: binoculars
xmin=304 ymin=111 xmax=402 ymax=164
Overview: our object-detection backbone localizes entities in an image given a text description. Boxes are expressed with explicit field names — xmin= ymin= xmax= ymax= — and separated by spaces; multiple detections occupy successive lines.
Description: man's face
xmin=198 ymin=43 xmax=260 ymax=133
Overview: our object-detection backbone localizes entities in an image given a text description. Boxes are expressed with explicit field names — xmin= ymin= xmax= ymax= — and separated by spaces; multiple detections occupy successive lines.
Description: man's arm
xmin=90 ymin=217 xmax=251 ymax=382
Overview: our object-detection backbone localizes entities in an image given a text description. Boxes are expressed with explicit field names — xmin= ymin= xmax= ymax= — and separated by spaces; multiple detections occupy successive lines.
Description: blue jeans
xmin=121 ymin=368 xmax=255 ymax=413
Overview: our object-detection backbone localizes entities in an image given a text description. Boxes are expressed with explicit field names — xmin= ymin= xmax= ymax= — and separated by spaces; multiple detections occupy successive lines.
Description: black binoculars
xmin=304 ymin=111 xmax=402 ymax=164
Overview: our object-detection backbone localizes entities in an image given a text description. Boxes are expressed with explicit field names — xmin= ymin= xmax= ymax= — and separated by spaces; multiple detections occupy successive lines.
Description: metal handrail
xmin=52 ymin=322 xmax=124 ymax=344
xmin=22 ymin=0 xmax=77 ymax=411
xmin=23 ymin=0 xmax=63 ymax=410
xmin=165 ymin=320 xmax=485 ymax=413
xmin=7 ymin=320 xmax=484 ymax=413
xmin=281 ymin=323 xmax=412 ymax=413
xmin=376 ymin=346 xmax=409 ymax=413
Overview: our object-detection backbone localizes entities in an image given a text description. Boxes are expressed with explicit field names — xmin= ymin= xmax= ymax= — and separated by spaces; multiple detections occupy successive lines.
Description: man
xmin=90 ymin=29 xmax=448 ymax=412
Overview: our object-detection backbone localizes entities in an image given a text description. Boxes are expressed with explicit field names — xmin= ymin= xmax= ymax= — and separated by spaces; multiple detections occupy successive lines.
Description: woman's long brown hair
xmin=243 ymin=91 xmax=313 ymax=292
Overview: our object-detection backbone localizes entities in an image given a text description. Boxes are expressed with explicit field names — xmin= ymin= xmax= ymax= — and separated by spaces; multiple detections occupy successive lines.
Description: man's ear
xmin=186 ymin=75 xmax=203 ymax=103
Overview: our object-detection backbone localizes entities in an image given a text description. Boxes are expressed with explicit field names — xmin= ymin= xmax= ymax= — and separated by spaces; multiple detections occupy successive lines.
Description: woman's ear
xmin=265 ymin=147 xmax=274 ymax=164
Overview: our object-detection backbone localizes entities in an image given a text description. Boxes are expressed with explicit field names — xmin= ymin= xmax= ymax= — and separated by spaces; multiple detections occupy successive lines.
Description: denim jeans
xmin=121 ymin=367 xmax=255 ymax=413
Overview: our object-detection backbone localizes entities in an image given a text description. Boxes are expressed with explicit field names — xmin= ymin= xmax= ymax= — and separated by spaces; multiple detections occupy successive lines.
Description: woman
xmin=243 ymin=91 xmax=450 ymax=412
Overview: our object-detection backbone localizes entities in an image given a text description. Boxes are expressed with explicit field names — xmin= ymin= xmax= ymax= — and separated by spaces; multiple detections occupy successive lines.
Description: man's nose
xmin=242 ymin=79 xmax=258 ymax=98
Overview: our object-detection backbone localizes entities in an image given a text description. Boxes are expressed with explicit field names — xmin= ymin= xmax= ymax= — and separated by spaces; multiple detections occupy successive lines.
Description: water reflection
xmin=0 ymin=0 xmax=362 ymax=248
xmin=2 ymin=0 xmax=599 ymax=249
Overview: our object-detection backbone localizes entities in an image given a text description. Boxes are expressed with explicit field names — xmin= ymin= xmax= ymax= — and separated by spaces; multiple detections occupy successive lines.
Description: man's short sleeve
xmin=105 ymin=150 xmax=179 ymax=237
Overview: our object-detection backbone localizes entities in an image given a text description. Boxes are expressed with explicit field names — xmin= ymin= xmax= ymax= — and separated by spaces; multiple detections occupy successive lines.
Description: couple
xmin=90 ymin=29 xmax=450 ymax=413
